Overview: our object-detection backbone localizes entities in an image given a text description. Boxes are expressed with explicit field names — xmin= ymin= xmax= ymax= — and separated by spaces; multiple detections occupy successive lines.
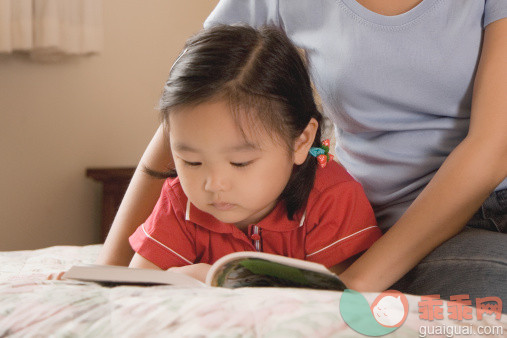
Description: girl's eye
xmin=183 ymin=161 xmax=201 ymax=167
xmin=231 ymin=161 xmax=253 ymax=168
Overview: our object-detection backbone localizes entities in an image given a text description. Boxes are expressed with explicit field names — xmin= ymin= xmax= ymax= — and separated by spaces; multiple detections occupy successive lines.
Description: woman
xmin=98 ymin=0 xmax=507 ymax=311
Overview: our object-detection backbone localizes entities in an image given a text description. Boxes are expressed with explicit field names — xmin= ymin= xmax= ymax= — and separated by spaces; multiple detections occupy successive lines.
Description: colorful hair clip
xmin=309 ymin=139 xmax=334 ymax=168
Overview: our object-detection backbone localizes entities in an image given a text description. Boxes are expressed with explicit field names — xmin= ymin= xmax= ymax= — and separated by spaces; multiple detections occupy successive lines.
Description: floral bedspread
xmin=0 ymin=245 xmax=505 ymax=337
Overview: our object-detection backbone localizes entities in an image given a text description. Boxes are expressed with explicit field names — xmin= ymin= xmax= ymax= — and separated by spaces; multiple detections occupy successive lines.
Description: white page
xmin=63 ymin=264 xmax=206 ymax=287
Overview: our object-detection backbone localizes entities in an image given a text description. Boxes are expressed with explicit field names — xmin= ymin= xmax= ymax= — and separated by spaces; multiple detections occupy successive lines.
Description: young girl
xmin=128 ymin=25 xmax=382 ymax=281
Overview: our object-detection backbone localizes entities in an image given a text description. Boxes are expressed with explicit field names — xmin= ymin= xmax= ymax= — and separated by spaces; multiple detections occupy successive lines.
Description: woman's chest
xmin=279 ymin=0 xmax=485 ymax=128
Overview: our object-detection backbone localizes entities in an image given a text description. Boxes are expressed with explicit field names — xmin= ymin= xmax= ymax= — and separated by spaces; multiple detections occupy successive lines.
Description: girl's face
xmin=169 ymin=99 xmax=296 ymax=230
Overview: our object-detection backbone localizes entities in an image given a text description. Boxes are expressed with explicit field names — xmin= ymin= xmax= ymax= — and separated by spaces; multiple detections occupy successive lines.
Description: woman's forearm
xmin=95 ymin=170 xmax=165 ymax=266
xmin=96 ymin=125 xmax=173 ymax=266
xmin=339 ymin=135 xmax=506 ymax=292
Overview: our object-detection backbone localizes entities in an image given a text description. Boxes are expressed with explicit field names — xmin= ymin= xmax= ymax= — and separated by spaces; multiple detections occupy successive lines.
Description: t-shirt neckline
xmin=339 ymin=0 xmax=439 ymax=26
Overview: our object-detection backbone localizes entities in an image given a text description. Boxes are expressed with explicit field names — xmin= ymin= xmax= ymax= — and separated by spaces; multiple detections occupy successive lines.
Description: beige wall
xmin=0 ymin=0 xmax=219 ymax=250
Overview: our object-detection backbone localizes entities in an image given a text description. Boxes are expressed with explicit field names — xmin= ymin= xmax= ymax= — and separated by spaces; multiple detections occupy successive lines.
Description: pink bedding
xmin=0 ymin=245 xmax=505 ymax=337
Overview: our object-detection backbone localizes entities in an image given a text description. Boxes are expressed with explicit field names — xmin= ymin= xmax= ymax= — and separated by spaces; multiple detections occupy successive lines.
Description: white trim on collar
xmin=299 ymin=210 xmax=306 ymax=227
xmin=185 ymin=199 xmax=191 ymax=221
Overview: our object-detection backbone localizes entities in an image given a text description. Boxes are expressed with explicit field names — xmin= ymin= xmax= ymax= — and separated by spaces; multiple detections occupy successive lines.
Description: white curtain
xmin=0 ymin=0 xmax=103 ymax=61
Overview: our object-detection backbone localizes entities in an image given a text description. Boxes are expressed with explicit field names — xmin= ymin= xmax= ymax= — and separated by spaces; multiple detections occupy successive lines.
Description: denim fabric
xmin=391 ymin=189 xmax=507 ymax=313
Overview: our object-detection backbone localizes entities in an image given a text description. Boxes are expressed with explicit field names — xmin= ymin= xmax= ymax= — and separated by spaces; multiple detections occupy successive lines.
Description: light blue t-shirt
xmin=204 ymin=0 xmax=507 ymax=230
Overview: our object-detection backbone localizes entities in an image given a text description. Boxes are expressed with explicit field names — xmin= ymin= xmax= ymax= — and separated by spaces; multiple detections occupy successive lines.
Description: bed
xmin=1 ymin=245 xmax=505 ymax=337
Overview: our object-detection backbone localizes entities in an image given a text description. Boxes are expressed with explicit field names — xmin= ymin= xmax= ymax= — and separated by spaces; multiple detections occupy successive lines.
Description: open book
xmin=63 ymin=251 xmax=347 ymax=290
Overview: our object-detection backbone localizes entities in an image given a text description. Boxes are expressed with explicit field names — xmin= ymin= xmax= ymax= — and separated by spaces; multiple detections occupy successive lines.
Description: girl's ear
xmin=293 ymin=118 xmax=319 ymax=165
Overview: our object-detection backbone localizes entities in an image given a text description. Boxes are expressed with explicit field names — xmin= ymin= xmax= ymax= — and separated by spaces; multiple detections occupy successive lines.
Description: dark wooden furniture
xmin=86 ymin=167 xmax=136 ymax=242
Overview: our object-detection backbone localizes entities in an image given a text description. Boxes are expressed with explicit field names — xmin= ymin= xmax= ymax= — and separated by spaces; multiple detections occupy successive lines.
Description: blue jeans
xmin=391 ymin=189 xmax=507 ymax=313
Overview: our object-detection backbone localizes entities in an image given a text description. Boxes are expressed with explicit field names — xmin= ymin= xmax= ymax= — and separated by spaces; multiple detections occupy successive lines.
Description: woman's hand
xmin=168 ymin=263 xmax=212 ymax=283
xmin=130 ymin=253 xmax=211 ymax=282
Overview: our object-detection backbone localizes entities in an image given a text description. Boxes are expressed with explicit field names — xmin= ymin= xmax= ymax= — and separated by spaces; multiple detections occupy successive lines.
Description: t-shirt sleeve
xmin=129 ymin=181 xmax=196 ymax=270
xmin=484 ymin=0 xmax=507 ymax=28
xmin=305 ymin=181 xmax=382 ymax=268
xmin=204 ymin=0 xmax=281 ymax=29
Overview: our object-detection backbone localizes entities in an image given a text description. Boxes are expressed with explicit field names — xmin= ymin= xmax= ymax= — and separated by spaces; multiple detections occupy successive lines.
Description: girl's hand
xmin=168 ymin=263 xmax=212 ymax=283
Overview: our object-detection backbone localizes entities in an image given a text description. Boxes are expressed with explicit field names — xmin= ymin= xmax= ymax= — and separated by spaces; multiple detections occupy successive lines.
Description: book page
xmin=206 ymin=252 xmax=346 ymax=290
xmin=207 ymin=251 xmax=332 ymax=283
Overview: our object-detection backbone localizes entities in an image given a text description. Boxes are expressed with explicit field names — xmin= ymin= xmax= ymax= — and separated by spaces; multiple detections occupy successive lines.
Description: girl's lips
xmin=211 ymin=202 xmax=235 ymax=211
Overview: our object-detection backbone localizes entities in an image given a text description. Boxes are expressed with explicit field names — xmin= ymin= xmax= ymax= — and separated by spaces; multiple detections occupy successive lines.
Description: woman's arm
xmin=328 ymin=253 xmax=362 ymax=276
xmin=339 ymin=18 xmax=507 ymax=292
xmin=96 ymin=125 xmax=173 ymax=266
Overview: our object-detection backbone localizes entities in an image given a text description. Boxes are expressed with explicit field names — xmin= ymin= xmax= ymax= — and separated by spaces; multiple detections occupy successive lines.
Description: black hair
xmin=146 ymin=24 xmax=323 ymax=220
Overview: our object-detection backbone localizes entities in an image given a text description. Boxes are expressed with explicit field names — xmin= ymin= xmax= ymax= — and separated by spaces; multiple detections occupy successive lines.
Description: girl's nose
xmin=204 ymin=171 xmax=230 ymax=192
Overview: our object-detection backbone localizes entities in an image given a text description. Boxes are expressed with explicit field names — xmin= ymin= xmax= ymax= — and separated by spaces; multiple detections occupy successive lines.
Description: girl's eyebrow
xmin=174 ymin=142 xmax=261 ymax=153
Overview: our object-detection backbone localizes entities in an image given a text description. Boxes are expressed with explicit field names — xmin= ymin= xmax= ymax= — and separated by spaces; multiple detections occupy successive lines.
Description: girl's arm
xmin=129 ymin=253 xmax=162 ymax=270
xmin=339 ymin=18 xmax=507 ymax=292
xmin=129 ymin=253 xmax=211 ymax=283
xmin=96 ymin=125 xmax=173 ymax=266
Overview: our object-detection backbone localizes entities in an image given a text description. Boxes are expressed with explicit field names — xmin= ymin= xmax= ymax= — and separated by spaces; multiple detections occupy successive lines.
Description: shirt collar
xmin=185 ymin=198 xmax=306 ymax=233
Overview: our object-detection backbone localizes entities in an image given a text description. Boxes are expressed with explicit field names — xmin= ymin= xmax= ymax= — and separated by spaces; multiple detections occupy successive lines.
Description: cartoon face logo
xmin=371 ymin=292 xmax=408 ymax=327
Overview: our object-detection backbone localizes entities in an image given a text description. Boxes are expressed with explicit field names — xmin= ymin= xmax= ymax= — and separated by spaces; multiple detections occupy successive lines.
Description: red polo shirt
xmin=129 ymin=161 xmax=381 ymax=269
